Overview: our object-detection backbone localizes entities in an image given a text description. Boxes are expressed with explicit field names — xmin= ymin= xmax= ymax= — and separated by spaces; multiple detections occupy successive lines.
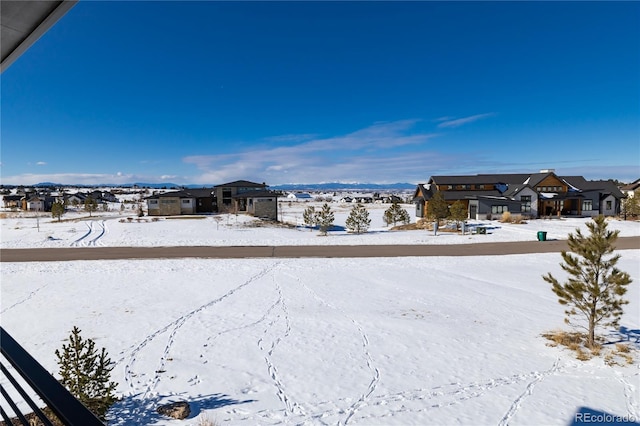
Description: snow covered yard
xmin=2 ymin=202 xmax=640 ymax=248
xmin=2 ymin=255 xmax=639 ymax=425
xmin=1 ymin=205 xmax=639 ymax=425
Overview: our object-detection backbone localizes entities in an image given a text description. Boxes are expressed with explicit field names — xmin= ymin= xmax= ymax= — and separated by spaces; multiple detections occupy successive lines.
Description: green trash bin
xmin=537 ymin=231 xmax=547 ymax=241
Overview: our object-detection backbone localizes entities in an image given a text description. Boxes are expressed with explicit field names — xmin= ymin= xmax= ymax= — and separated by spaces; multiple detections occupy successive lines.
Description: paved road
xmin=1 ymin=236 xmax=638 ymax=262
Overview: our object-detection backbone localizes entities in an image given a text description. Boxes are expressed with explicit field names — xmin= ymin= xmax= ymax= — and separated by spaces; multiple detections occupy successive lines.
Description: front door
xmin=469 ymin=204 xmax=477 ymax=219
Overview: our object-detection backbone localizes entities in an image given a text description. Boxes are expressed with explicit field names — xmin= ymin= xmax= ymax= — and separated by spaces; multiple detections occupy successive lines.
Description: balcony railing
xmin=0 ymin=327 xmax=103 ymax=425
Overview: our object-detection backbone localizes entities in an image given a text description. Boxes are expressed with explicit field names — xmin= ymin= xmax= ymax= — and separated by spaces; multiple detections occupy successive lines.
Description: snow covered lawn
xmin=1 ymin=207 xmax=639 ymax=425
xmin=2 ymin=203 xmax=639 ymax=248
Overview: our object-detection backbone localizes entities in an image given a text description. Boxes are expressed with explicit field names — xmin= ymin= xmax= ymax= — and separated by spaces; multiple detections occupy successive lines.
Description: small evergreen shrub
xmin=383 ymin=202 xmax=410 ymax=227
xmin=543 ymin=215 xmax=632 ymax=348
xmin=55 ymin=326 xmax=118 ymax=420
xmin=346 ymin=203 xmax=371 ymax=234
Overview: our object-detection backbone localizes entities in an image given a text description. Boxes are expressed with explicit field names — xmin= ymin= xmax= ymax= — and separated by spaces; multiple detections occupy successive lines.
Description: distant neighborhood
xmin=1 ymin=171 xmax=639 ymax=221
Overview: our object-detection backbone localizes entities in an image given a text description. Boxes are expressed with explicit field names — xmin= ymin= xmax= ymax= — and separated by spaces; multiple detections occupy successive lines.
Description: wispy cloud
xmin=183 ymin=120 xmax=440 ymax=184
xmin=437 ymin=113 xmax=495 ymax=129
xmin=36 ymin=161 xmax=47 ymax=166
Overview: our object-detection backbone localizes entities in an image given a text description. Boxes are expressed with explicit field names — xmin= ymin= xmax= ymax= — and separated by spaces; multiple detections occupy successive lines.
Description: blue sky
xmin=2 ymin=1 xmax=639 ymax=186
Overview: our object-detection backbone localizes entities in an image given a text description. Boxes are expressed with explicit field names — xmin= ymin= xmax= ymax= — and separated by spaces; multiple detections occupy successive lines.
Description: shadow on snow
xmin=108 ymin=392 xmax=255 ymax=425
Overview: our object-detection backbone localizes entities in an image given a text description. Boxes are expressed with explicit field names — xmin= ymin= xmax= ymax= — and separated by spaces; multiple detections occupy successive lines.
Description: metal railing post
xmin=0 ymin=327 xmax=104 ymax=425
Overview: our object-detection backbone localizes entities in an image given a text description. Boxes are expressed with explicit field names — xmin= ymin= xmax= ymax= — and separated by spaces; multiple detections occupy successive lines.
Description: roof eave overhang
xmin=1 ymin=0 xmax=78 ymax=73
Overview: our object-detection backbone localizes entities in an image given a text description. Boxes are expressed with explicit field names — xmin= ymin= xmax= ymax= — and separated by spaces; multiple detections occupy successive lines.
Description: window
xmin=606 ymin=200 xmax=612 ymax=210
xmin=222 ymin=189 xmax=232 ymax=205
xmin=582 ymin=200 xmax=593 ymax=211
xmin=491 ymin=205 xmax=508 ymax=214
xmin=149 ymin=200 xmax=158 ymax=205
xmin=521 ymin=196 xmax=531 ymax=213
xmin=182 ymin=199 xmax=191 ymax=204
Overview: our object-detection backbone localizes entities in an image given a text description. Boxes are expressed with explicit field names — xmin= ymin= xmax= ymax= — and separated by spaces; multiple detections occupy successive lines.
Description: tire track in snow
xmin=70 ymin=221 xmax=93 ymax=246
xmin=89 ymin=220 xmax=107 ymax=245
xmin=498 ymin=357 xmax=561 ymax=426
xmin=70 ymin=220 xmax=106 ymax=246
xmin=118 ymin=262 xmax=279 ymax=405
xmin=280 ymin=267 xmax=380 ymax=425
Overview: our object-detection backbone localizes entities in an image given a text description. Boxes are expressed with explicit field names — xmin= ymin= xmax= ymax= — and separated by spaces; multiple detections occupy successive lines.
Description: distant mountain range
xmin=23 ymin=182 xmax=416 ymax=191
xmin=269 ymin=182 xmax=416 ymax=191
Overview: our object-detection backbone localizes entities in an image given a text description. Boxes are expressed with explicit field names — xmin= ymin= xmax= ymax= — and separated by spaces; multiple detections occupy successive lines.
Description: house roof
xmin=232 ymin=190 xmax=280 ymax=198
xmin=1 ymin=0 xmax=78 ymax=72
xmin=145 ymin=190 xmax=193 ymax=200
xmin=65 ymin=193 xmax=87 ymax=200
xmin=145 ymin=189 xmax=216 ymax=200
xmin=621 ymin=181 xmax=640 ymax=192
xmin=430 ymin=174 xmax=534 ymax=186
xmin=185 ymin=188 xmax=215 ymax=198
xmin=214 ymin=180 xmax=267 ymax=188
xmin=416 ymin=172 xmax=626 ymax=202
xmin=288 ymin=192 xmax=312 ymax=198
xmin=562 ymin=177 xmax=624 ymax=198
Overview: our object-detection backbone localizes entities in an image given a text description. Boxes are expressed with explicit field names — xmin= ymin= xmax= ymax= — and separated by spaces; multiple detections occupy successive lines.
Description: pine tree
xmin=383 ymin=202 xmax=410 ymax=227
xmin=542 ymin=215 xmax=632 ymax=348
xmin=51 ymin=201 xmax=65 ymax=222
xmin=302 ymin=205 xmax=317 ymax=230
xmin=346 ymin=203 xmax=371 ymax=234
xmin=427 ymin=191 xmax=449 ymax=223
xmin=84 ymin=197 xmax=97 ymax=216
xmin=622 ymin=190 xmax=640 ymax=218
xmin=449 ymin=200 xmax=468 ymax=230
xmin=55 ymin=326 xmax=118 ymax=420
xmin=315 ymin=203 xmax=334 ymax=236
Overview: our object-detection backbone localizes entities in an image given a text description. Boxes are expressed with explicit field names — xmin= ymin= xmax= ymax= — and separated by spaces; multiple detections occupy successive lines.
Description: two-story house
xmin=413 ymin=170 xmax=624 ymax=220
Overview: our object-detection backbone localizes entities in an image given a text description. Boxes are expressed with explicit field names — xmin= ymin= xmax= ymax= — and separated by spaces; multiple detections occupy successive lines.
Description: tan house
xmin=145 ymin=180 xmax=280 ymax=220
xmin=413 ymin=170 xmax=624 ymax=220
xmin=214 ymin=180 xmax=280 ymax=220
xmin=145 ymin=190 xmax=198 ymax=216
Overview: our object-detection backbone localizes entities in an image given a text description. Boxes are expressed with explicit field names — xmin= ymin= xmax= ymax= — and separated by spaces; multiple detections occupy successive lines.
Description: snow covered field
xmin=1 ymin=203 xmax=639 ymax=425
xmin=2 ymin=201 xmax=640 ymax=248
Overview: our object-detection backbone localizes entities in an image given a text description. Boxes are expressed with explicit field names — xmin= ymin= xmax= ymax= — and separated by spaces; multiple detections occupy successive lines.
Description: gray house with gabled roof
xmin=413 ymin=170 xmax=624 ymax=220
